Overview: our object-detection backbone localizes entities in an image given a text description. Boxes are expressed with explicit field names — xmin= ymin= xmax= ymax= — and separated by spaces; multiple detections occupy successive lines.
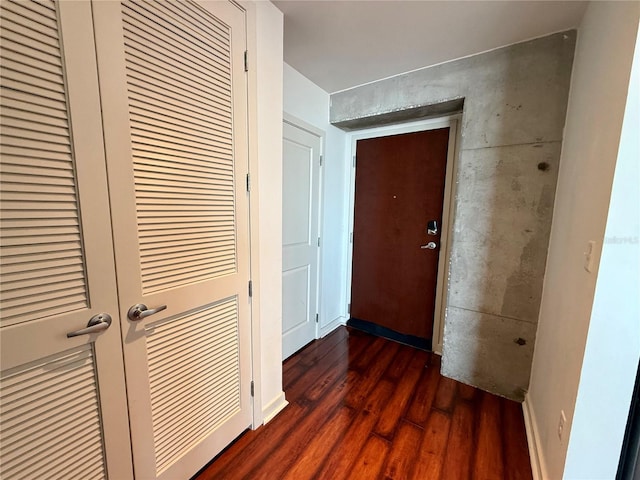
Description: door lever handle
xmin=67 ymin=313 xmax=112 ymax=338
xmin=421 ymin=242 xmax=438 ymax=250
xmin=128 ymin=303 xmax=167 ymax=321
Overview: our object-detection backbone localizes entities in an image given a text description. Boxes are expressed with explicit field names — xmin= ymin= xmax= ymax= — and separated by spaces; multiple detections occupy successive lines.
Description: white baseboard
xmin=523 ymin=394 xmax=548 ymax=480
xmin=319 ymin=315 xmax=347 ymax=338
xmin=262 ymin=391 xmax=288 ymax=425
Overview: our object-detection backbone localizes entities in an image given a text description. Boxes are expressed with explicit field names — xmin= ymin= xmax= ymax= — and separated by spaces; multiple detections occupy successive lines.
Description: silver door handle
xmin=421 ymin=242 xmax=438 ymax=250
xmin=128 ymin=303 xmax=167 ymax=321
xmin=67 ymin=313 xmax=112 ymax=338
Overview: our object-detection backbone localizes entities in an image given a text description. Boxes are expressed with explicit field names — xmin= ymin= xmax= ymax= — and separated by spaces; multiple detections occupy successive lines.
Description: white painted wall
xmin=564 ymin=24 xmax=640 ymax=480
xmin=283 ymin=63 xmax=349 ymax=336
xmin=526 ymin=3 xmax=639 ymax=479
xmin=251 ymin=1 xmax=287 ymax=423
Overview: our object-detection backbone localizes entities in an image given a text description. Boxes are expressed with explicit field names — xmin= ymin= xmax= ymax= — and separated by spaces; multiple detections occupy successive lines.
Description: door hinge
xmin=246 ymin=173 xmax=250 ymax=192
xmin=248 ymin=280 xmax=253 ymax=298
xmin=352 ymin=155 xmax=356 ymax=167
xmin=244 ymin=50 xmax=248 ymax=72
xmin=317 ymin=237 xmax=321 ymax=247
xmin=250 ymin=380 xmax=254 ymax=397
xmin=347 ymin=303 xmax=351 ymax=314
xmin=350 ymin=232 xmax=353 ymax=243
xmin=315 ymin=313 xmax=319 ymax=323
xmin=319 ymin=154 xmax=323 ymax=166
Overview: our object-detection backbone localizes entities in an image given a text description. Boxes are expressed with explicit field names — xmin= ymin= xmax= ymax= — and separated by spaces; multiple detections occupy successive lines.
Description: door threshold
xmin=347 ymin=318 xmax=432 ymax=351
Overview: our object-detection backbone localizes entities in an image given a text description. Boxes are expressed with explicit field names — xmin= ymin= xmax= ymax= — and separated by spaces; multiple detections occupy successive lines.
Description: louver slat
xmin=1 ymin=18 xmax=60 ymax=48
xmin=0 ymin=345 xmax=107 ymax=480
xmin=0 ymin=39 xmax=61 ymax=70
xmin=121 ymin=26 xmax=231 ymax=99
xmin=127 ymin=88 xmax=233 ymax=131
xmin=2 ymin=63 xmax=64 ymax=91
xmin=131 ymin=142 xmax=232 ymax=165
xmin=0 ymin=0 xmax=88 ymax=328
xmin=132 ymin=165 xmax=232 ymax=186
xmin=146 ymin=298 xmax=241 ymax=475
xmin=129 ymin=111 xmax=231 ymax=146
xmin=0 ymin=97 xmax=68 ymax=119
xmin=141 ymin=250 xmax=234 ymax=271
xmin=123 ymin=2 xmax=231 ymax=74
xmin=129 ymin=99 xmax=231 ymax=137
xmin=120 ymin=9 xmax=229 ymax=74
xmin=132 ymin=124 xmax=232 ymax=153
xmin=1 ymin=105 xmax=67 ymax=128
xmin=1 ymin=0 xmax=57 ymax=23
xmin=124 ymin=48 xmax=232 ymax=109
xmin=122 ymin=0 xmax=237 ymax=294
xmin=160 ymin=1 xmax=231 ymax=46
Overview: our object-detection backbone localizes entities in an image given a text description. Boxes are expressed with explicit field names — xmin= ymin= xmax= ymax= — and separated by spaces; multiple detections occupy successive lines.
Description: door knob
xmin=67 ymin=313 xmax=112 ymax=338
xmin=128 ymin=303 xmax=167 ymax=321
xmin=420 ymin=242 xmax=438 ymax=250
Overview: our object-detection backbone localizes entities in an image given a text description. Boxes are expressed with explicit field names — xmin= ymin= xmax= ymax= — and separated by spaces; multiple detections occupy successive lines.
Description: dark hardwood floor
xmin=195 ymin=326 xmax=533 ymax=480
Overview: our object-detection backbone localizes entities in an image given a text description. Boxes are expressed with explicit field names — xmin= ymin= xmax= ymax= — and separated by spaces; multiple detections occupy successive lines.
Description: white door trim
xmin=282 ymin=112 xmax=325 ymax=349
xmin=344 ymin=116 xmax=461 ymax=354
xmin=284 ymin=112 xmax=325 ymax=137
xmin=243 ymin=0 xmax=263 ymax=428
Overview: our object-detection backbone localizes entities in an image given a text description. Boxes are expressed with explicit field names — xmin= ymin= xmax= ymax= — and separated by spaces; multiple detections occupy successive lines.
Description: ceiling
xmin=273 ymin=1 xmax=587 ymax=93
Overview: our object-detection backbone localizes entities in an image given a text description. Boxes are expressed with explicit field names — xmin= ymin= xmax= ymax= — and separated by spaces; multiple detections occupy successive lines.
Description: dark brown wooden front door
xmin=350 ymin=128 xmax=450 ymax=343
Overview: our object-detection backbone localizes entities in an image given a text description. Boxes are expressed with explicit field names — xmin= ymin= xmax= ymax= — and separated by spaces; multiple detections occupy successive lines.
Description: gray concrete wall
xmin=330 ymin=31 xmax=576 ymax=401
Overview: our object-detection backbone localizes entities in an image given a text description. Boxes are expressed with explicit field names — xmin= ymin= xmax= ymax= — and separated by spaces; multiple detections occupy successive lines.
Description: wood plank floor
xmin=195 ymin=326 xmax=533 ymax=480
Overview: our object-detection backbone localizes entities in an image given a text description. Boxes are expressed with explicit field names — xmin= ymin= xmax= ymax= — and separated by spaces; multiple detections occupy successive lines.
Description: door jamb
xmin=344 ymin=115 xmax=461 ymax=354
xmin=282 ymin=112 xmax=326 ymax=344
xmin=243 ymin=0 xmax=263 ymax=428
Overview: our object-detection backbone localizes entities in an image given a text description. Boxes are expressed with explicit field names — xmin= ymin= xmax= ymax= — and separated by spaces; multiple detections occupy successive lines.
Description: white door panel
xmin=92 ymin=1 xmax=252 ymax=478
xmin=283 ymin=265 xmax=311 ymax=331
xmin=282 ymin=122 xmax=322 ymax=359
xmin=283 ymin=142 xmax=312 ymax=246
xmin=0 ymin=2 xmax=132 ymax=479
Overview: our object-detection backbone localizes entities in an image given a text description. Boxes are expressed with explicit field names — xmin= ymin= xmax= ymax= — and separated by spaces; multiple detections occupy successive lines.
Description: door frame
xmin=344 ymin=115 xmax=461 ymax=354
xmin=282 ymin=112 xmax=326 ymax=346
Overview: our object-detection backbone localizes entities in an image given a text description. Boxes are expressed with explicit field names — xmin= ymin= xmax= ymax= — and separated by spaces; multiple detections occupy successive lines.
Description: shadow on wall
xmin=330 ymin=31 xmax=575 ymax=400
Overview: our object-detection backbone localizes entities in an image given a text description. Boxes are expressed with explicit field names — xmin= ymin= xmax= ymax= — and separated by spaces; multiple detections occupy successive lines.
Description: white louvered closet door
xmin=92 ymin=1 xmax=253 ymax=478
xmin=0 ymin=2 xmax=133 ymax=480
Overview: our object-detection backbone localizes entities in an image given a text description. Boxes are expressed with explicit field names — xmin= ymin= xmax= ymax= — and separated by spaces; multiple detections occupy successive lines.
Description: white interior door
xmin=92 ymin=1 xmax=252 ymax=478
xmin=282 ymin=121 xmax=322 ymax=359
xmin=0 ymin=2 xmax=133 ymax=479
